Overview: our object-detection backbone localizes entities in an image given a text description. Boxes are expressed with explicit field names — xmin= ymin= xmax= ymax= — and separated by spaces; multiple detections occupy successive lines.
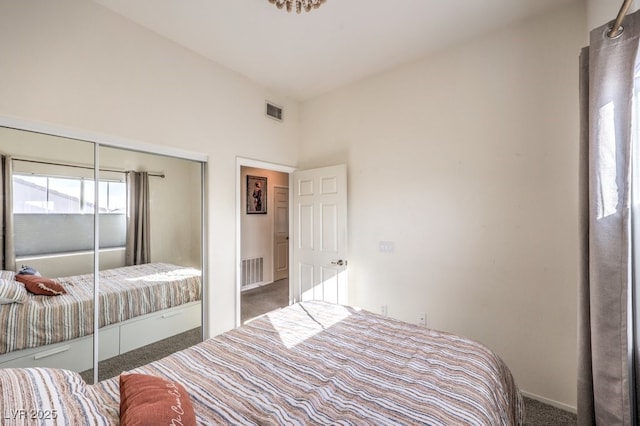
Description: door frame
xmin=272 ymin=184 xmax=290 ymax=282
xmin=235 ymin=157 xmax=295 ymax=327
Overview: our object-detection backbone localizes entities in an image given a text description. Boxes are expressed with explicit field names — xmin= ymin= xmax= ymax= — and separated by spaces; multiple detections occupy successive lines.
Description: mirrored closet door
xmin=93 ymin=145 xmax=204 ymax=382
xmin=0 ymin=126 xmax=205 ymax=384
xmin=0 ymin=127 xmax=96 ymax=375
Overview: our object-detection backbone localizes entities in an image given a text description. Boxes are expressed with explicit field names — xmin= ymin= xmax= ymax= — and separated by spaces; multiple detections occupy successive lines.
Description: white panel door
xmin=273 ymin=186 xmax=289 ymax=281
xmin=292 ymin=164 xmax=347 ymax=304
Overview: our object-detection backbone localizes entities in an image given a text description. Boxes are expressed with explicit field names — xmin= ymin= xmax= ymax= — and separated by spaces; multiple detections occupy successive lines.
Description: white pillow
xmin=0 ymin=278 xmax=28 ymax=304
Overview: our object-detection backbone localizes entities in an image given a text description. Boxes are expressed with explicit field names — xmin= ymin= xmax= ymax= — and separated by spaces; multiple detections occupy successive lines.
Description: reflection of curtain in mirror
xmin=0 ymin=155 xmax=15 ymax=271
xmin=125 ymin=171 xmax=150 ymax=265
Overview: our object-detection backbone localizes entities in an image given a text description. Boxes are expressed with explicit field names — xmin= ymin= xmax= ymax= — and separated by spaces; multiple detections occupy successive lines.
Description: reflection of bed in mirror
xmin=0 ymin=262 xmax=201 ymax=372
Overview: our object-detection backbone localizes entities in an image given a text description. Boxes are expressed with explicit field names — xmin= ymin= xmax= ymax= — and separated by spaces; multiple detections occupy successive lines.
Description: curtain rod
xmin=12 ymin=157 xmax=165 ymax=178
xmin=608 ymin=0 xmax=633 ymax=38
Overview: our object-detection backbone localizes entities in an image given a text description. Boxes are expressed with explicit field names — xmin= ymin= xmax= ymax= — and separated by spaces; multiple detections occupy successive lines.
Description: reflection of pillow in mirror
xmin=0 ymin=270 xmax=15 ymax=280
xmin=0 ymin=368 xmax=112 ymax=425
xmin=0 ymin=278 xmax=28 ymax=304
xmin=15 ymin=274 xmax=66 ymax=296
xmin=17 ymin=265 xmax=41 ymax=276
xmin=120 ymin=374 xmax=196 ymax=426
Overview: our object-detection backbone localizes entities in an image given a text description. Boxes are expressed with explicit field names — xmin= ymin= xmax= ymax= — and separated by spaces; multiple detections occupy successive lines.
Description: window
xmin=12 ymin=174 xmax=127 ymax=257
xmin=13 ymin=175 xmax=126 ymax=214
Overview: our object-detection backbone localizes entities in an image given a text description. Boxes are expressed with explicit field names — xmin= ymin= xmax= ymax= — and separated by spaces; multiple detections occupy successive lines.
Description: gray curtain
xmin=125 ymin=171 xmax=150 ymax=266
xmin=578 ymin=10 xmax=640 ymax=426
xmin=0 ymin=155 xmax=15 ymax=271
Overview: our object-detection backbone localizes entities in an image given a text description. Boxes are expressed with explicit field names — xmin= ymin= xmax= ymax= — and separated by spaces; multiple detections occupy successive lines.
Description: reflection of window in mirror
xmin=13 ymin=174 xmax=127 ymax=258
xmin=12 ymin=175 xmax=126 ymax=213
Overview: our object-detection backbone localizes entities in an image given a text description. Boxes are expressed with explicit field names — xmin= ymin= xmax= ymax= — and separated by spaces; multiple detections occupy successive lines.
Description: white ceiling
xmin=94 ymin=0 xmax=578 ymax=101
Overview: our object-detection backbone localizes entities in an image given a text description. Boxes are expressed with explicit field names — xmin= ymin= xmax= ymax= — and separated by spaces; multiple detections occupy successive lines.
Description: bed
xmin=0 ymin=301 xmax=524 ymax=425
xmin=0 ymin=262 xmax=201 ymax=371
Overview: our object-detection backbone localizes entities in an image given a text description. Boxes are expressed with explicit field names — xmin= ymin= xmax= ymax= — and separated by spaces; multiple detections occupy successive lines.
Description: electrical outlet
xmin=381 ymin=304 xmax=388 ymax=316
xmin=417 ymin=312 xmax=427 ymax=327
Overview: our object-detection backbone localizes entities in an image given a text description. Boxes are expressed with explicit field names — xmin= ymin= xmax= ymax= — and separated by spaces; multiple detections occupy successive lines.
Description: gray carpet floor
xmin=523 ymin=396 xmax=576 ymax=425
xmin=80 ymin=327 xmax=202 ymax=383
xmin=82 ymin=280 xmax=577 ymax=424
xmin=241 ymin=278 xmax=290 ymax=324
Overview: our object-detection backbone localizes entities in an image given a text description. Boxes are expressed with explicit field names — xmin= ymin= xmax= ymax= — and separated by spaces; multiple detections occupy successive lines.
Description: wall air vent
xmin=265 ymin=101 xmax=283 ymax=122
xmin=241 ymin=257 xmax=264 ymax=289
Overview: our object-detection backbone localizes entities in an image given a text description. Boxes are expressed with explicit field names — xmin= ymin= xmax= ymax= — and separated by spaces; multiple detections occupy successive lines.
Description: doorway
xmin=237 ymin=159 xmax=294 ymax=325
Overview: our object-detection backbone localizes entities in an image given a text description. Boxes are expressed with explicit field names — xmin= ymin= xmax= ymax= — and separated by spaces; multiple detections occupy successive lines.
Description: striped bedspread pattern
xmin=91 ymin=301 xmax=524 ymax=425
xmin=0 ymin=368 xmax=112 ymax=426
xmin=0 ymin=263 xmax=201 ymax=355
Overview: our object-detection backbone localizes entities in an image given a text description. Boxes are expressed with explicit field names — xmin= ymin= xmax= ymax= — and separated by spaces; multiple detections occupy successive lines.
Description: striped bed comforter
xmin=89 ymin=301 xmax=524 ymax=425
xmin=0 ymin=263 xmax=201 ymax=355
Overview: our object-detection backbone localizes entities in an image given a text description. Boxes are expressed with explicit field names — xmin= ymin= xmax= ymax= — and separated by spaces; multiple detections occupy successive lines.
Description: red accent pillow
xmin=120 ymin=374 xmax=196 ymax=426
xmin=15 ymin=274 xmax=66 ymax=296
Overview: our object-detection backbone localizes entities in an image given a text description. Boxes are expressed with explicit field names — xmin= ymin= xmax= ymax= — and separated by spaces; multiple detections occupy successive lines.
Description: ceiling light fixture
xmin=268 ymin=0 xmax=326 ymax=13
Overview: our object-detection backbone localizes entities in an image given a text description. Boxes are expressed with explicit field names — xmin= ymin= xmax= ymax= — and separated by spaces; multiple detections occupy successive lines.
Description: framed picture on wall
xmin=247 ymin=175 xmax=267 ymax=214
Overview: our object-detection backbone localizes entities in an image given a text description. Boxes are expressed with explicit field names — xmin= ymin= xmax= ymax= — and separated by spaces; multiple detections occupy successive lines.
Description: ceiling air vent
xmin=265 ymin=102 xmax=283 ymax=122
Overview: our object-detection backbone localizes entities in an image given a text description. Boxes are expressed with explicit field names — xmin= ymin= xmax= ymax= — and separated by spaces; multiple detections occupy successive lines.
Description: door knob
xmin=331 ymin=259 xmax=347 ymax=266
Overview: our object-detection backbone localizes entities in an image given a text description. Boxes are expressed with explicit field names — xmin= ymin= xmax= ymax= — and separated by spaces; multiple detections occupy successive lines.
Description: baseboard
xmin=520 ymin=390 xmax=577 ymax=414
xmin=241 ymin=280 xmax=274 ymax=293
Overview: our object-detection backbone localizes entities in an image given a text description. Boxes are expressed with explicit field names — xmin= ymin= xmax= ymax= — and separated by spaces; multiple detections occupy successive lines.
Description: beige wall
xmin=0 ymin=0 xmax=300 ymax=337
xmin=299 ymin=2 xmax=584 ymax=410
